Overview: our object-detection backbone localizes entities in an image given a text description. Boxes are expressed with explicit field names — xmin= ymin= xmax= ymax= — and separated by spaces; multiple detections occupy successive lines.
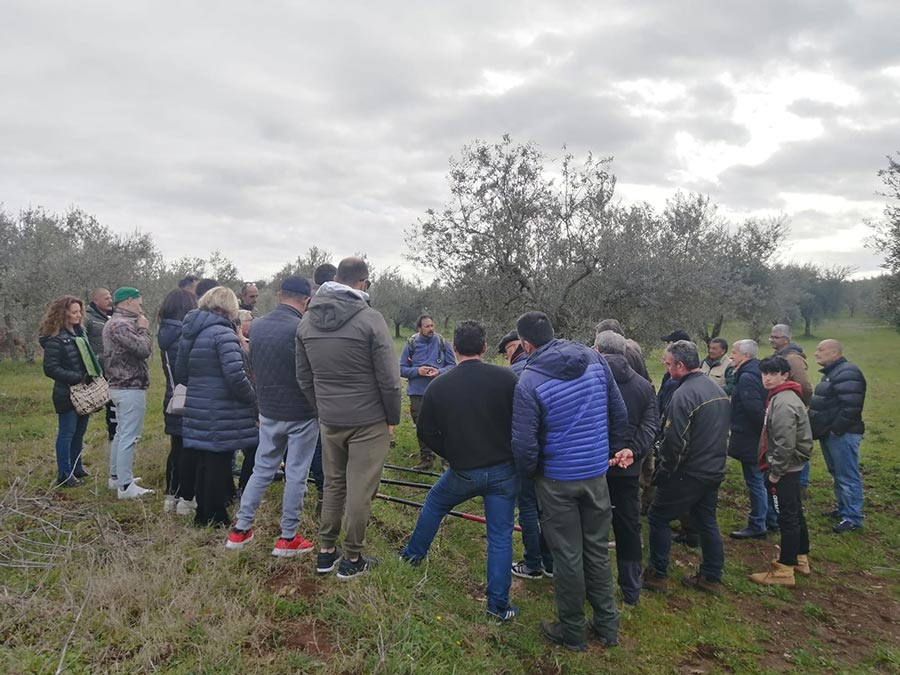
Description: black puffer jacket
xmin=158 ymin=318 xmax=183 ymax=436
xmin=728 ymin=358 xmax=766 ymax=463
xmin=175 ymin=309 xmax=257 ymax=452
xmin=41 ymin=327 xmax=88 ymax=414
xmin=603 ymin=353 xmax=659 ymax=478
xmin=808 ymin=357 xmax=866 ymax=439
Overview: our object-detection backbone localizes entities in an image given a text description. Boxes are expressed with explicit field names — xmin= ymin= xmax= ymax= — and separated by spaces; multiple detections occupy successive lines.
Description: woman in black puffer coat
xmin=175 ymin=287 xmax=257 ymax=526
xmin=39 ymin=295 xmax=93 ymax=487
xmin=158 ymin=289 xmax=198 ymax=514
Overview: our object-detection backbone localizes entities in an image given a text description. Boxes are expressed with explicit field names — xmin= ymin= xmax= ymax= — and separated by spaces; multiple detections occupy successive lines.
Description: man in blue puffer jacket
xmin=511 ymin=311 xmax=632 ymax=652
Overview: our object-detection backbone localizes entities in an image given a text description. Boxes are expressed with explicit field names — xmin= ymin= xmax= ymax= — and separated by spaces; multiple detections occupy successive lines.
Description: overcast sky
xmin=2 ymin=1 xmax=898 ymax=281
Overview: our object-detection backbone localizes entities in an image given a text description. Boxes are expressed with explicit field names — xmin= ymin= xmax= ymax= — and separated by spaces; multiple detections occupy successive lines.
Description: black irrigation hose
xmin=374 ymin=492 xmax=522 ymax=532
xmin=383 ymin=463 xmax=444 ymax=479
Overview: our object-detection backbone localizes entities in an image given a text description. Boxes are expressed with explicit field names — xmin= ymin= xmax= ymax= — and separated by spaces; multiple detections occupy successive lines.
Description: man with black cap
xmin=227 ymin=276 xmax=320 ymax=556
xmin=497 ymin=330 xmax=528 ymax=375
xmin=512 ymin=311 xmax=632 ymax=652
xmin=102 ymin=287 xmax=153 ymax=500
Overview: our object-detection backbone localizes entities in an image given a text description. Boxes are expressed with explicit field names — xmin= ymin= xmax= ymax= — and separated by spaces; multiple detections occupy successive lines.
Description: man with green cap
xmin=102 ymin=287 xmax=154 ymax=500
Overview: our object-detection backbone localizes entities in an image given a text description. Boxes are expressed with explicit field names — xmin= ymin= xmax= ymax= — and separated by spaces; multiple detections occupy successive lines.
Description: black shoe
xmin=767 ymin=524 xmax=780 ymax=532
xmin=588 ymin=621 xmax=619 ymax=647
xmin=511 ymin=561 xmax=543 ymax=580
xmin=821 ymin=508 xmax=840 ymax=519
xmin=336 ymin=555 xmax=378 ymax=579
xmin=540 ymin=620 xmax=586 ymax=652
xmin=73 ymin=469 xmax=90 ymax=479
xmin=832 ymin=519 xmax=861 ymax=533
xmin=729 ymin=527 xmax=767 ymax=540
xmin=487 ymin=606 xmax=520 ymax=623
xmin=57 ymin=476 xmax=83 ymax=488
xmin=673 ymin=533 xmax=700 ymax=548
xmin=316 ymin=547 xmax=342 ymax=574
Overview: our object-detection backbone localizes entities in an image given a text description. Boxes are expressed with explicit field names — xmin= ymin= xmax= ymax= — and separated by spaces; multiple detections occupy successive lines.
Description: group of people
xmin=37 ymin=256 xmax=868 ymax=652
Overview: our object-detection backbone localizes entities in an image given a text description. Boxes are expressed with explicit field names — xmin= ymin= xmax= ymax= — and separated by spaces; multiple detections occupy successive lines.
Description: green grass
xmin=0 ymin=318 xmax=898 ymax=674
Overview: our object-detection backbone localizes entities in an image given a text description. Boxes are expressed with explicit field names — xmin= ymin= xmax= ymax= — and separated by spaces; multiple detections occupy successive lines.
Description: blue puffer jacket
xmin=512 ymin=339 xmax=629 ymax=480
xmin=174 ymin=309 xmax=257 ymax=452
xmin=158 ymin=318 xmax=183 ymax=436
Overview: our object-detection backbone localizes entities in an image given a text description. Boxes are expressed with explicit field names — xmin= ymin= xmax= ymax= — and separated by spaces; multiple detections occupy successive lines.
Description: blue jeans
xmin=517 ymin=476 xmax=554 ymax=572
xmin=236 ymin=416 xmax=319 ymax=538
xmin=799 ymin=461 xmax=810 ymax=487
xmin=740 ymin=461 xmax=779 ymax=531
xmin=402 ymin=462 xmax=519 ymax=614
xmin=648 ymin=474 xmax=724 ymax=581
xmin=108 ymin=389 xmax=147 ymax=487
xmin=56 ymin=410 xmax=89 ymax=481
xmin=820 ymin=433 xmax=864 ymax=525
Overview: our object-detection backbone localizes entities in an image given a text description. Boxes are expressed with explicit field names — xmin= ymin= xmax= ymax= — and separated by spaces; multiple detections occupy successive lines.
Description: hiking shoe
xmin=641 ymin=567 xmax=668 ymax=593
xmin=163 ymin=495 xmax=177 ymax=513
xmin=316 ymin=547 xmax=342 ymax=574
xmin=673 ymin=533 xmax=699 ymax=548
xmin=794 ymin=554 xmax=812 ymax=577
xmin=225 ymin=528 xmax=254 ymax=550
xmin=750 ymin=561 xmax=795 ymax=587
xmin=730 ymin=527 xmax=767 ymax=540
xmin=175 ymin=498 xmax=197 ymax=515
xmin=487 ymin=606 xmax=520 ymax=623
xmin=117 ymin=482 xmax=154 ymax=500
xmin=74 ymin=469 xmax=90 ymax=479
xmin=832 ymin=519 xmax=861 ymax=533
xmin=540 ymin=620 xmax=586 ymax=652
xmin=272 ymin=535 xmax=314 ymax=557
xmin=511 ymin=561 xmax=543 ymax=580
xmin=588 ymin=620 xmax=620 ymax=647
xmin=57 ymin=476 xmax=83 ymax=488
xmin=681 ymin=573 xmax=724 ymax=596
xmin=336 ymin=555 xmax=378 ymax=580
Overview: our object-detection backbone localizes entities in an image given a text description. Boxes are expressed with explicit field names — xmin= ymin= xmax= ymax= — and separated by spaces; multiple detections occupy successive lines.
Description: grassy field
xmin=1 ymin=317 xmax=898 ymax=674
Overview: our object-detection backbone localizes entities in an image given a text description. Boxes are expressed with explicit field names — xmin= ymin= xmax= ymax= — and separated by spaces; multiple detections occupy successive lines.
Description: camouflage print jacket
xmin=102 ymin=308 xmax=152 ymax=389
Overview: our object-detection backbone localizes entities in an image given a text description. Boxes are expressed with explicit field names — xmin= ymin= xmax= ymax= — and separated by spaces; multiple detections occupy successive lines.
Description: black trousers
xmin=177 ymin=443 xmax=197 ymax=501
xmin=769 ymin=471 xmax=809 ymax=565
xmin=165 ymin=434 xmax=183 ymax=496
xmin=194 ymin=450 xmax=234 ymax=527
xmin=105 ymin=401 xmax=117 ymax=441
xmin=607 ymin=475 xmax=642 ymax=562
xmin=238 ymin=444 xmax=257 ymax=493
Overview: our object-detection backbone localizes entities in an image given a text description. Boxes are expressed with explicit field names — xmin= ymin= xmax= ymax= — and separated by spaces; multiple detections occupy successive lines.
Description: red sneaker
xmin=225 ymin=528 xmax=254 ymax=550
xmin=272 ymin=535 xmax=315 ymax=557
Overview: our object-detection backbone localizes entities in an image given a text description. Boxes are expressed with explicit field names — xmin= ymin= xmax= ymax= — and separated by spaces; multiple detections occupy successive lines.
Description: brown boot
xmin=794 ymin=555 xmax=811 ymax=577
xmin=681 ymin=573 xmax=724 ymax=596
xmin=750 ymin=561 xmax=796 ymax=586
xmin=641 ymin=567 xmax=668 ymax=593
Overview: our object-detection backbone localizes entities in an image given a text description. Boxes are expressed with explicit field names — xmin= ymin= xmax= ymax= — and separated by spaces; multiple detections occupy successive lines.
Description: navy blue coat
xmin=512 ymin=339 xmax=628 ymax=481
xmin=728 ymin=358 xmax=766 ymax=463
xmin=158 ymin=318 xmax=183 ymax=436
xmin=174 ymin=309 xmax=257 ymax=452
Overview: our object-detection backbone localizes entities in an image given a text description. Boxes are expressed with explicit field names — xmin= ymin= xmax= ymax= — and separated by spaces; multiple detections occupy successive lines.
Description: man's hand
xmin=609 ymin=448 xmax=635 ymax=469
xmin=136 ymin=314 xmax=149 ymax=330
xmin=417 ymin=366 xmax=438 ymax=377
xmin=767 ymin=473 xmax=781 ymax=484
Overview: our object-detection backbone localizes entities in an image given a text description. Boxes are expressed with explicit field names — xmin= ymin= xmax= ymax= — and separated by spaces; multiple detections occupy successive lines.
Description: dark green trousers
xmin=537 ymin=473 xmax=619 ymax=645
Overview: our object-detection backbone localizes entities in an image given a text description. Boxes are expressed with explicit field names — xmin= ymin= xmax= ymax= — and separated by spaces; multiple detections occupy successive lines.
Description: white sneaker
xmin=118 ymin=482 xmax=154 ymax=500
xmin=163 ymin=495 xmax=177 ymax=513
xmin=109 ymin=476 xmax=142 ymax=490
xmin=175 ymin=498 xmax=197 ymax=515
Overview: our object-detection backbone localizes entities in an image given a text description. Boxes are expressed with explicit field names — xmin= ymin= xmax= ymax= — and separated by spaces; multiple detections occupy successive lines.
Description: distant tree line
xmin=1 ymin=138 xmax=892 ymax=360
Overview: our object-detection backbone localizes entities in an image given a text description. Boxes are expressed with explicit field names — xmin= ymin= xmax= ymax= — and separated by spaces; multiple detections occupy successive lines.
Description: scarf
xmin=757 ymin=380 xmax=803 ymax=470
xmin=74 ymin=336 xmax=103 ymax=377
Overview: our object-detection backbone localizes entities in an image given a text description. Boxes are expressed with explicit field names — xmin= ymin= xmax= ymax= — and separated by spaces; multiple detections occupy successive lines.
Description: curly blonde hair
xmin=198 ymin=286 xmax=239 ymax=321
xmin=39 ymin=296 xmax=84 ymax=337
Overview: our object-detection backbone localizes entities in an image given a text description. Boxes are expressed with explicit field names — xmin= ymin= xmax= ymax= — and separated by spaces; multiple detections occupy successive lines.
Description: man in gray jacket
xmin=296 ymin=257 xmax=401 ymax=579
xmin=84 ymin=287 xmax=117 ymax=442
xmin=102 ymin=287 xmax=153 ymax=500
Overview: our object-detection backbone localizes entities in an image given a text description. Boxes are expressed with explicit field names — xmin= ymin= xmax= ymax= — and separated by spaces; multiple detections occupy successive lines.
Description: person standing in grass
xmin=227 ymin=276 xmax=320 ymax=557
xmin=642 ymin=340 xmax=730 ymax=597
xmin=750 ymin=356 xmax=813 ymax=586
xmin=512 ymin=311 xmax=632 ymax=652
xmin=103 ymin=287 xmax=154 ymax=500
xmin=84 ymin=287 xmax=118 ymax=446
xmin=39 ymin=295 xmax=97 ymax=487
xmin=400 ymin=320 xmax=521 ymax=621
xmin=808 ymin=339 xmax=867 ymax=533
xmin=296 ymin=257 xmax=401 ymax=579
xmin=399 ymin=314 xmax=456 ymax=471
